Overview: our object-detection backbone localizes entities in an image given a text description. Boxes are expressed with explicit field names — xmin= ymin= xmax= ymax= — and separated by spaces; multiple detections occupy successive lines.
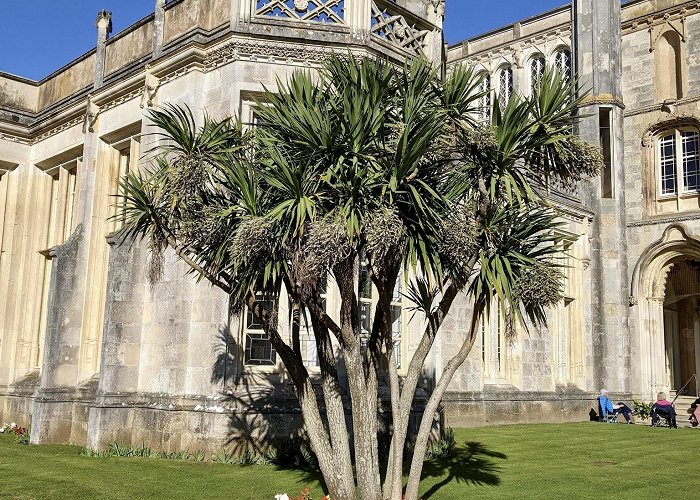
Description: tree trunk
xmin=403 ymin=308 xmax=481 ymax=500
xmin=312 ymin=317 xmax=355 ymax=496
xmin=297 ymin=379 xmax=356 ymax=499
xmin=344 ymin=340 xmax=382 ymax=500
xmin=385 ymin=283 xmax=461 ymax=500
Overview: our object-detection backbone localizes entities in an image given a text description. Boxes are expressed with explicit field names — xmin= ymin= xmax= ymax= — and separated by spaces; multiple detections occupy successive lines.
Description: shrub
xmin=426 ymin=427 xmax=456 ymax=459
xmin=633 ymin=400 xmax=653 ymax=420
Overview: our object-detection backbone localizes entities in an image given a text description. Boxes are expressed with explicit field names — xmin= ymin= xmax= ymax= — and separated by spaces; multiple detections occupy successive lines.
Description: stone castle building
xmin=0 ymin=0 xmax=698 ymax=451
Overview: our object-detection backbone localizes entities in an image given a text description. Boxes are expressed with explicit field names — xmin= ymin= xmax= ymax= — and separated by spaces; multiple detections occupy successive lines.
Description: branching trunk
xmin=247 ymin=292 xmax=353 ymax=499
xmin=311 ymin=316 xmax=355 ymax=497
xmin=337 ymin=257 xmax=381 ymax=500
xmin=403 ymin=303 xmax=483 ymax=500
xmin=385 ymin=278 xmax=465 ymax=500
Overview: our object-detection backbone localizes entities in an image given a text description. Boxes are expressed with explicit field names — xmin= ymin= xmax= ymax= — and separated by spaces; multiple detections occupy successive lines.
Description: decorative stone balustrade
xmin=241 ymin=0 xmax=442 ymax=58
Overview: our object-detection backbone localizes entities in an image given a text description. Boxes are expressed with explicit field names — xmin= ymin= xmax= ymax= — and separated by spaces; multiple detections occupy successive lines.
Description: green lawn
xmin=1 ymin=423 xmax=698 ymax=499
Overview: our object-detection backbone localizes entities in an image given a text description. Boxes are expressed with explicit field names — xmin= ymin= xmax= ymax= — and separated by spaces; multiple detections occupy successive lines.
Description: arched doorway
xmin=631 ymin=225 xmax=700 ymax=399
xmin=662 ymin=258 xmax=700 ymax=395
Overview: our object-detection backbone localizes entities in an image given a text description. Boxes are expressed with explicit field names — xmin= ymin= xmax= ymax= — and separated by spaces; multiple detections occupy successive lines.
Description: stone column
xmin=231 ymin=0 xmax=254 ymax=30
xmin=95 ymin=11 xmax=113 ymax=89
xmin=347 ymin=0 xmax=372 ymax=41
xmin=424 ymin=0 xmax=445 ymax=66
xmin=30 ymin=98 xmax=104 ymax=445
xmin=153 ymin=0 xmax=166 ymax=59
xmin=573 ymin=0 xmax=630 ymax=394
xmin=647 ymin=297 xmax=667 ymax=399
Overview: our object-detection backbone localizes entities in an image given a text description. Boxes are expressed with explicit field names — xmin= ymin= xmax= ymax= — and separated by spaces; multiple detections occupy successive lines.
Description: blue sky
xmin=0 ymin=1 xmax=566 ymax=80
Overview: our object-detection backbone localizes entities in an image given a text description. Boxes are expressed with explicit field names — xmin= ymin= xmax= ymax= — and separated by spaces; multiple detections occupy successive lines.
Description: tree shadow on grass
xmin=419 ymin=441 xmax=507 ymax=499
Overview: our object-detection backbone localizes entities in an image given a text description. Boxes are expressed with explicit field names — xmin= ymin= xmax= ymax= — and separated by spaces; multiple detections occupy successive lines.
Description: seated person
xmin=689 ymin=398 xmax=700 ymax=428
xmin=598 ymin=389 xmax=633 ymax=423
xmin=652 ymin=392 xmax=677 ymax=428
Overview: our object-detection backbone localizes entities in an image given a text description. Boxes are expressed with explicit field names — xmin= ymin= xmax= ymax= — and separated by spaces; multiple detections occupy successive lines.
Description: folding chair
xmin=598 ymin=397 xmax=618 ymax=423
xmin=652 ymin=405 xmax=676 ymax=428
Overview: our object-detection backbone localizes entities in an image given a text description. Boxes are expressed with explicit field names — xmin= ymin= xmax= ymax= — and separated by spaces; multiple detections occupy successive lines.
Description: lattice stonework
xmin=371 ymin=2 xmax=429 ymax=55
xmin=255 ymin=0 xmax=345 ymax=23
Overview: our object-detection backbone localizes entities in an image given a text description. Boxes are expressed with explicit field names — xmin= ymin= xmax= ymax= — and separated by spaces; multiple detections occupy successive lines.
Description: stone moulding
xmin=451 ymin=24 xmax=572 ymax=66
xmin=629 ymin=223 xmax=700 ymax=300
xmin=627 ymin=212 xmax=700 ymax=228
xmin=205 ymin=37 xmax=359 ymax=68
xmin=621 ymin=1 xmax=698 ymax=38
xmin=626 ymin=94 xmax=700 ymax=118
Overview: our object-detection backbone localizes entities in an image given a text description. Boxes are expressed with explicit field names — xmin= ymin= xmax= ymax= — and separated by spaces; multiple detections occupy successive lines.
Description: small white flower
xmin=10 ymin=422 xmax=16 ymax=428
xmin=275 ymin=495 xmax=290 ymax=500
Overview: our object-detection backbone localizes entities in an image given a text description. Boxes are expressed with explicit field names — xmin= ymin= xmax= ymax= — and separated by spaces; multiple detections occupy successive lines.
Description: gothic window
xmin=44 ymin=158 xmax=81 ymax=248
xmin=477 ymin=73 xmax=491 ymax=123
xmin=554 ymin=49 xmax=571 ymax=82
xmin=244 ymin=292 xmax=277 ymax=366
xmin=359 ymin=251 xmax=373 ymax=340
xmin=551 ymin=239 xmax=584 ymax=386
xmin=481 ymin=299 xmax=506 ymax=381
xmin=530 ymin=56 xmax=546 ymax=93
xmin=655 ymin=31 xmax=683 ymax=102
xmin=658 ymin=129 xmax=700 ymax=197
xmin=109 ymin=136 xmax=141 ymax=232
xmin=498 ymin=66 xmax=513 ymax=110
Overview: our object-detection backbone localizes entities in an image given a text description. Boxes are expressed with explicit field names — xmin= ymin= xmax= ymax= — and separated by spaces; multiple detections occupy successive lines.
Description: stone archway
xmin=662 ymin=259 xmax=700 ymax=394
xmin=630 ymin=224 xmax=700 ymax=399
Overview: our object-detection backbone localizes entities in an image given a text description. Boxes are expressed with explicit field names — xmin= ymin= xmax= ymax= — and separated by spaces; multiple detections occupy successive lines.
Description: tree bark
xmin=403 ymin=304 xmax=482 ymax=500
xmin=385 ymin=282 xmax=462 ymax=500
xmin=337 ymin=258 xmax=381 ymax=500
xmin=311 ymin=316 xmax=355 ymax=496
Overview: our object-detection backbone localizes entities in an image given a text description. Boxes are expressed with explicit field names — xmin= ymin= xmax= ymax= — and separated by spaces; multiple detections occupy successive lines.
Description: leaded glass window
xmin=390 ymin=279 xmax=403 ymax=369
xmin=244 ymin=293 xmax=277 ymax=366
xmin=554 ymin=49 xmax=572 ymax=82
xmin=478 ymin=73 xmax=491 ymax=122
xmin=498 ymin=67 xmax=513 ymax=110
xmin=660 ymin=134 xmax=677 ymax=195
xmin=530 ymin=56 xmax=545 ymax=93
xmin=358 ymin=251 xmax=404 ymax=368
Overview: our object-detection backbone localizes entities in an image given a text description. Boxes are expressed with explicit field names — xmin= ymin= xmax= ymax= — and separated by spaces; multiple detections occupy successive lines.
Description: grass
xmin=0 ymin=423 xmax=698 ymax=499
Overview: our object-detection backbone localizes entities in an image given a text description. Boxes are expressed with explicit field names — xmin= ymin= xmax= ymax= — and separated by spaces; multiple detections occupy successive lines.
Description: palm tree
xmin=117 ymin=57 xmax=602 ymax=500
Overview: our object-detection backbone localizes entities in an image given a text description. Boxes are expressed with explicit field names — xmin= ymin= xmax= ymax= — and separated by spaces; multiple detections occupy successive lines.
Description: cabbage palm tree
xmin=117 ymin=57 xmax=601 ymax=500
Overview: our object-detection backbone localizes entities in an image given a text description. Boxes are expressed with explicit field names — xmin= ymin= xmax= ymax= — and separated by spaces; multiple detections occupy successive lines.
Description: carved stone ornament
xmin=83 ymin=95 xmax=100 ymax=134
xmin=294 ymin=0 xmax=309 ymax=12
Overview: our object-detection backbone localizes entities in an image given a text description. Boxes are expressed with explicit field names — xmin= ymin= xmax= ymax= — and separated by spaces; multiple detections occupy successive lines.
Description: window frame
xmin=498 ymin=66 xmax=513 ymax=110
xmin=656 ymin=127 xmax=700 ymax=200
xmin=242 ymin=291 xmax=279 ymax=368
xmin=477 ymin=72 xmax=491 ymax=123
xmin=553 ymin=48 xmax=572 ymax=83
xmin=529 ymin=55 xmax=546 ymax=94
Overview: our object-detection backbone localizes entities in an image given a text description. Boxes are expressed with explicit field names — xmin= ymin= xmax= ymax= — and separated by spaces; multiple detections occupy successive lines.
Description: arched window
xmin=530 ymin=56 xmax=546 ymax=93
xmin=498 ymin=66 xmax=513 ymax=109
xmin=658 ymin=128 xmax=700 ymax=196
xmin=478 ymin=73 xmax=491 ymax=122
xmin=554 ymin=49 xmax=572 ymax=82
xmin=656 ymin=31 xmax=683 ymax=101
